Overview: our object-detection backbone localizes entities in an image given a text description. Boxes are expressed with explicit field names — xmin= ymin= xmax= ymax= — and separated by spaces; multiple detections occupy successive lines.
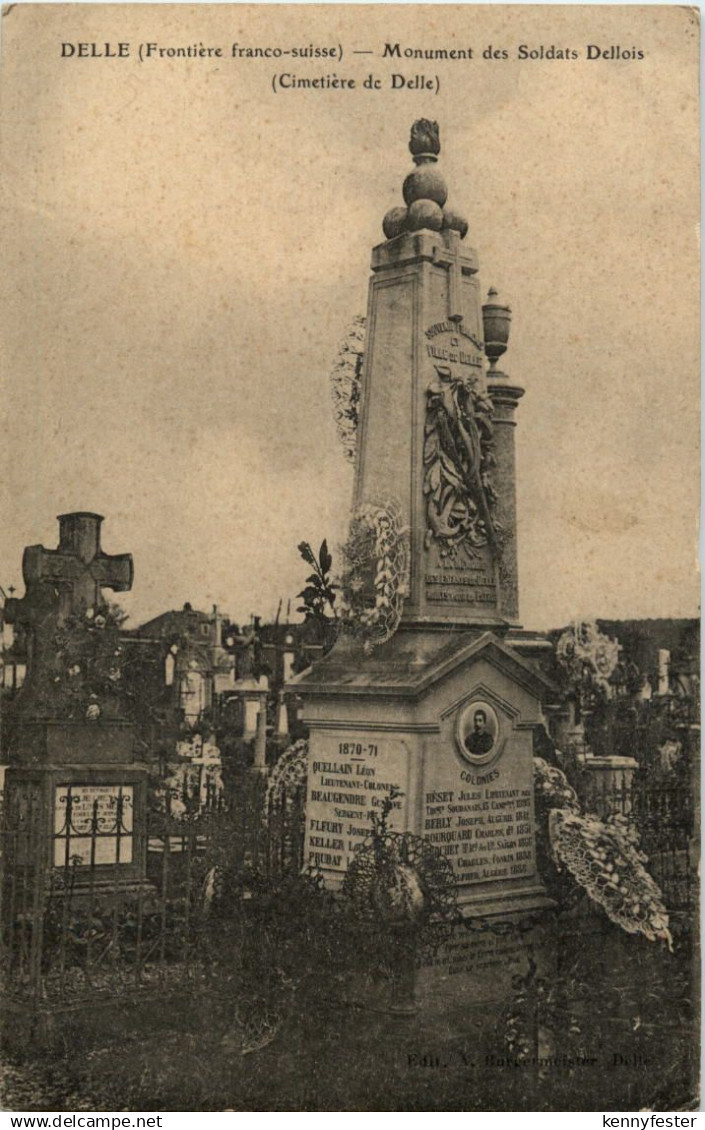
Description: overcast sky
xmin=0 ymin=4 xmax=699 ymax=631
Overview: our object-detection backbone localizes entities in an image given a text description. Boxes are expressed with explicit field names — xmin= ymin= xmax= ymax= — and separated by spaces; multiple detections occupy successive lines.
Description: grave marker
xmin=2 ymin=512 xmax=150 ymax=894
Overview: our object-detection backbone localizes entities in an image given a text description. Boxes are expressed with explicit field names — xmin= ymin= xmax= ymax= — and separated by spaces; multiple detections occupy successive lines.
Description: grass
xmin=1 ymin=919 xmax=698 ymax=1113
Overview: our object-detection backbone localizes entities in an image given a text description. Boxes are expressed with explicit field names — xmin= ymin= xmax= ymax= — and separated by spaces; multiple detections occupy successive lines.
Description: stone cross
xmin=433 ymin=230 xmax=465 ymax=323
xmin=6 ymin=512 xmax=133 ymax=631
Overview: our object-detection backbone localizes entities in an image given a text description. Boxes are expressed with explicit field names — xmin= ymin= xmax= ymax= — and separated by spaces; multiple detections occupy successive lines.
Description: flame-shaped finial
xmin=409 ymin=119 xmax=441 ymax=163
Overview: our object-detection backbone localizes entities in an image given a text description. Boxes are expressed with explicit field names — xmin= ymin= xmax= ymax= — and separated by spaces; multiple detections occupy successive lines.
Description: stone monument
xmin=222 ymin=619 xmax=270 ymax=772
xmin=292 ymin=122 xmax=555 ymax=919
xmin=2 ymin=512 xmax=149 ymax=893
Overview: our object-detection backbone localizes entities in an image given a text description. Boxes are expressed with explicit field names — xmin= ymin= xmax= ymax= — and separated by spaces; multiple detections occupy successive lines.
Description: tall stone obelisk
xmin=355 ymin=119 xmax=524 ymax=629
xmin=293 ymin=123 xmax=553 ymax=918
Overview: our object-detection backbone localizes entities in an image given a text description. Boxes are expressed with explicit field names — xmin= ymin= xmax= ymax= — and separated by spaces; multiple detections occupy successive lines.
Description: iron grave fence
xmin=573 ymin=771 xmax=697 ymax=913
xmin=0 ymin=772 xmax=307 ymax=1022
xmin=0 ymin=758 xmax=696 ymax=1055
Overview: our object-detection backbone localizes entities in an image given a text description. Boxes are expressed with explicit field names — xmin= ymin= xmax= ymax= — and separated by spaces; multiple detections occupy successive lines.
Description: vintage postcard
xmin=0 ymin=3 xmax=699 ymax=1114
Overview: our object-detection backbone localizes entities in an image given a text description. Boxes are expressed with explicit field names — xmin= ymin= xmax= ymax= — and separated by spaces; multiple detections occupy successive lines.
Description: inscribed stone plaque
xmin=423 ymin=707 xmax=536 ymax=892
xmin=416 ymin=919 xmax=554 ymax=1014
xmin=53 ymin=783 xmax=134 ymax=866
xmin=422 ymin=926 xmax=524 ymax=979
xmin=305 ymin=735 xmax=409 ymax=872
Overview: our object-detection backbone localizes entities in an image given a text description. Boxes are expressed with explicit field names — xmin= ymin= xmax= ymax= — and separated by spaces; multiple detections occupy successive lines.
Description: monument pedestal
xmin=577 ymin=753 xmax=638 ymax=818
xmin=294 ymin=627 xmax=554 ymax=917
xmin=320 ymin=911 xmax=556 ymax=1026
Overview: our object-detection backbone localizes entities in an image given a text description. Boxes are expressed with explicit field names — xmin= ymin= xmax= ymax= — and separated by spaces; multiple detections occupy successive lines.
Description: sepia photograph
xmin=0 ymin=3 xmax=699 ymax=1113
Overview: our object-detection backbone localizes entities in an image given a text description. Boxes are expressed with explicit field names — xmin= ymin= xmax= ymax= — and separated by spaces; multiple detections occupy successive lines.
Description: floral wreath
xmin=548 ymin=808 xmax=672 ymax=948
xmin=339 ymin=498 xmax=410 ymax=654
xmin=533 ymin=756 xmax=672 ymax=949
xmin=264 ymin=738 xmax=309 ymax=816
xmin=329 ymin=316 xmax=365 ymax=464
xmin=556 ymin=620 xmax=619 ymax=693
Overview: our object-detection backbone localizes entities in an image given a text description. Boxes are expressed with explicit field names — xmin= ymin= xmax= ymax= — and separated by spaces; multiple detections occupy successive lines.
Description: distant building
xmin=0 ymin=586 xmax=341 ymax=777
xmin=0 ymin=601 xmax=27 ymax=702
xmin=124 ymin=605 xmax=329 ymax=761
xmin=127 ymin=603 xmax=238 ymax=727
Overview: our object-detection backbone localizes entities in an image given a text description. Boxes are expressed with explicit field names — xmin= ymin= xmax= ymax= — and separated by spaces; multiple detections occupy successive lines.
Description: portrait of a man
xmin=465 ymin=709 xmax=495 ymax=756
xmin=456 ymin=701 xmax=500 ymax=764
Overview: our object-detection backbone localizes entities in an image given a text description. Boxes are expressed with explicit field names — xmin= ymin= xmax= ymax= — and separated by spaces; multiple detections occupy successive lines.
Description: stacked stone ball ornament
xmin=382 ymin=119 xmax=469 ymax=241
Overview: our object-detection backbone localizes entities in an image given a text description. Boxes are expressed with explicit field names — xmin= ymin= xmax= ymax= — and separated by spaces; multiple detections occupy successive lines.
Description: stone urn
xmin=482 ymin=287 xmax=512 ymax=371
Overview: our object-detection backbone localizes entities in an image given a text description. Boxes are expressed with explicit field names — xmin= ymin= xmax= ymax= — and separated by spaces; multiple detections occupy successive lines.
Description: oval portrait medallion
xmin=456 ymin=700 xmax=504 ymax=766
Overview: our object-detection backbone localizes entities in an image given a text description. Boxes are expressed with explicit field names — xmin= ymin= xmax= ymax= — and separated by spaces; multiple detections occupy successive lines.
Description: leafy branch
xmin=296 ymin=540 xmax=338 ymax=625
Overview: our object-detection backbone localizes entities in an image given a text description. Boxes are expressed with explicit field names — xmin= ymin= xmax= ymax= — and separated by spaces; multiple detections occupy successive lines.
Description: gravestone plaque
xmin=53 ymin=782 xmax=134 ymax=866
xmin=423 ymin=782 xmax=535 ymax=887
xmin=304 ymin=735 xmax=410 ymax=873
xmin=415 ymin=916 xmax=555 ymax=1022
xmin=420 ymin=680 xmax=544 ymax=913
xmin=417 ymin=924 xmax=525 ymax=1004
xmin=423 ymin=703 xmax=536 ymax=890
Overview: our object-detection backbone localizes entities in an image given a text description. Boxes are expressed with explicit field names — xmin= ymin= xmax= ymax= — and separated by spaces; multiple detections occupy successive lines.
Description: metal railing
xmin=0 ymin=777 xmax=307 ymax=1008
xmin=574 ymin=772 xmax=697 ymax=912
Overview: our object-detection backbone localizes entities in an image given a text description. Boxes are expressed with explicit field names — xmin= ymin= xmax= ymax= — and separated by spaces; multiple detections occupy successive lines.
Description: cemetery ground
xmin=0 ymin=732 xmax=698 ymax=1113
xmin=0 ymin=886 xmax=697 ymax=1112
